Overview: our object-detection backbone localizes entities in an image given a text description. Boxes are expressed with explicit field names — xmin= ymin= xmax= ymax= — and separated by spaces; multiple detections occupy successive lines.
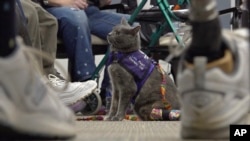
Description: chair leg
xmin=67 ymin=60 xmax=73 ymax=82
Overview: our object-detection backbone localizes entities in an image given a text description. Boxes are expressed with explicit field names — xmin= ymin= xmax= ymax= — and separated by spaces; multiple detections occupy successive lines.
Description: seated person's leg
xmin=86 ymin=6 xmax=130 ymax=39
xmin=184 ymin=0 xmax=224 ymax=63
xmin=20 ymin=0 xmax=41 ymax=50
xmin=46 ymin=7 xmax=96 ymax=82
xmin=29 ymin=1 xmax=59 ymax=76
xmin=20 ymin=0 xmax=43 ymax=68
xmin=15 ymin=1 xmax=32 ymax=46
xmin=177 ymin=0 xmax=250 ymax=139
xmin=0 ymin=0 xmax=75 ymax=139
xmin=0 ymin=0 xmax=16 ymax=56
xmin=19 ymin=1 xmax=98 ymax=114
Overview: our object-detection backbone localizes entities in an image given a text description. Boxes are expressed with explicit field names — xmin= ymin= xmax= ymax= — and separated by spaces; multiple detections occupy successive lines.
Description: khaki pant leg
xmin=23 ymin=0 xmax=58 ymax=75
xmin=20 ymin=0 xmax=43 ymax=69
xmin=30 ymin=1 xmax=58 ymax=74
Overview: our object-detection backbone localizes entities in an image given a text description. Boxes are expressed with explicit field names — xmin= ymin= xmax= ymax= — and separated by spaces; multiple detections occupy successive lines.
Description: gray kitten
xmin=106 ymin=18 xmax=180 ymax=121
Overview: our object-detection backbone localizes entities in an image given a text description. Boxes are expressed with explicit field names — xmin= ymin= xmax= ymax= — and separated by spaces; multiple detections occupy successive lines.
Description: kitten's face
xmin=107 ymin=18 xmax=141 ymax=52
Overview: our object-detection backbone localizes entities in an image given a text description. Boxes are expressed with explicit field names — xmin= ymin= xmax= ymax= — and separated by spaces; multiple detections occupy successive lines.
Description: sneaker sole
xmin=63 ymin=81 xmax=98 ymax=105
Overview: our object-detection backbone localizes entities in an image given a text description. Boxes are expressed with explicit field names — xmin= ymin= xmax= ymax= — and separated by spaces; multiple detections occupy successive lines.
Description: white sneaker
xmin=47 ymin=74 xmax=97 ymax=111
xmin=0 ymin=37 xmax=75 ymax=139
xmin=177 ymin=29 xmax=250 ymax=139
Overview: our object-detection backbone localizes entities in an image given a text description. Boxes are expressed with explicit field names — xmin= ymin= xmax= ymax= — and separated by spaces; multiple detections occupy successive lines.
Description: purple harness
xmin=108 ymin=50 xmax=157 ymax=104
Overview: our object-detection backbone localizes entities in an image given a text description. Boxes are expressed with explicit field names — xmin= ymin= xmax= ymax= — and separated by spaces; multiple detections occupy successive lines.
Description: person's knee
xmin=45 ymin=13 xmax=58 ymax=29
xmin=20 ymin=0 xmax=39 ymax=24
xmin=55 ymin=8 xmax=89 ymax=28
xmin=51 ymin=16 xmax=58 ymax=29
xmin=34 ymin=2 xmax=58 ymax=29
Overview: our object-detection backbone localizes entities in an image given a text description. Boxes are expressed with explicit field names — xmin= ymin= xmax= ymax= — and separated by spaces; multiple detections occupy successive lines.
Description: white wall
xmin=217 ymin=0 xmax=234 ymax=29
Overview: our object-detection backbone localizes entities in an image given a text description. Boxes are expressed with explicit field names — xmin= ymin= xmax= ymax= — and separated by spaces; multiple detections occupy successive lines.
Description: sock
xmin=186 ymin=0 xmax=225 ymax=63
xmin=185 ymin=19 xmax=224 ymax=63
xmin=0 ymin=0 xmax=16 ymax=57
xmin=185 ymin=50 xmax=234 ymax=73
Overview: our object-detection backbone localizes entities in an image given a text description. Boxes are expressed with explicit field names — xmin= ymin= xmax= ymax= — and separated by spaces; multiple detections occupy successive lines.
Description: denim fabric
xmin=46 ymin=7 xmax=95 ymax=81
xmin=46 ymin=6 xmax=130 ymax=82
xmin=86 ymin=6 xmax=130 ymax=39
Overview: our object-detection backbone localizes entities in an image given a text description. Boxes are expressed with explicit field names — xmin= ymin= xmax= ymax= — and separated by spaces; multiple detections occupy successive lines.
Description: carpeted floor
xmin=73 ymin=120 xmax=233 ymax=141
xmin=70 ymin=101 xmax=250 ymax=141
xmin=76 ymin=115 xmax=140 ymax=121
xmin=76 ymin=105 xmax=139 ymax=121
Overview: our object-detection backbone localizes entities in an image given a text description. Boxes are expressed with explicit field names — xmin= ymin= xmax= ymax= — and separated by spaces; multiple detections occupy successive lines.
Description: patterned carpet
xmin=76 ymin=115 xmax=140 ymax=121
xmin=76 ymin=106 xmax=140 ymax=121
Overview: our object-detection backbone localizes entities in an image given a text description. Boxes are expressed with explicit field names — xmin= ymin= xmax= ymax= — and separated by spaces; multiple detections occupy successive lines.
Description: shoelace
xmin=48 ymin=74 xmax=67 ymax=87
xmin=18 ymin=36 xmax=70 ymax=91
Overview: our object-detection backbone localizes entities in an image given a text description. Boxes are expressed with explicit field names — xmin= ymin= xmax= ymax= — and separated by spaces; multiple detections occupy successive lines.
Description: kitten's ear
xmin=121 ymin=17 xmax=129 ymax=26
xmin=131 ymin=25 xmax=141 ymax=35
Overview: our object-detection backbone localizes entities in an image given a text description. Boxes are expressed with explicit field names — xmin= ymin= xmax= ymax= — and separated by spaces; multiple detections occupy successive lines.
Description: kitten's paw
xmin=104 ymin=116 xmax=113 ymax=121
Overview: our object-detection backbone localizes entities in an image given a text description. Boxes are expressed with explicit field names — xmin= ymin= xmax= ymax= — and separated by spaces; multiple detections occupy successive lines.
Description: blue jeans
xmin=86 ymin=6 xmax=130 ymax=39
xmin=46 ymin=6 xmax=130 ymax=82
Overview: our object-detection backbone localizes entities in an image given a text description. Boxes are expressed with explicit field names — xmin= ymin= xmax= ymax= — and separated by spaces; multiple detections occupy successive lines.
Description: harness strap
xmin=131 ymin=61 xmax=155 ymax=104
xmin=156 ymin=65 xmax=172 ymax=110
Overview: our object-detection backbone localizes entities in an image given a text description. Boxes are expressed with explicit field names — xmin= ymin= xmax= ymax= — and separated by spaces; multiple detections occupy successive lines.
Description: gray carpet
xmin=73 ymin=120 xmax=231 ymax=141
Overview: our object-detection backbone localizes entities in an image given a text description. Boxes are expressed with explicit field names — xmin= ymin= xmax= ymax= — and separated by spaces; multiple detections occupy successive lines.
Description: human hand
xmin=99 ymin=0 xmax=112 ymax=8
xmin=48 ymin=0 xmax=75 ymax=7
xmin=73 ymin=0 xmax=88 ymax=9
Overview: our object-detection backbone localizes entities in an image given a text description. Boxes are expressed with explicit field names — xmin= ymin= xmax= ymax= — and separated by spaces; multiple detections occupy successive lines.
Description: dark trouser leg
xmin=0 ymin=0 xmax=16 ymax=57
xmin=184 ymin=0 xmax=224 ymax=63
